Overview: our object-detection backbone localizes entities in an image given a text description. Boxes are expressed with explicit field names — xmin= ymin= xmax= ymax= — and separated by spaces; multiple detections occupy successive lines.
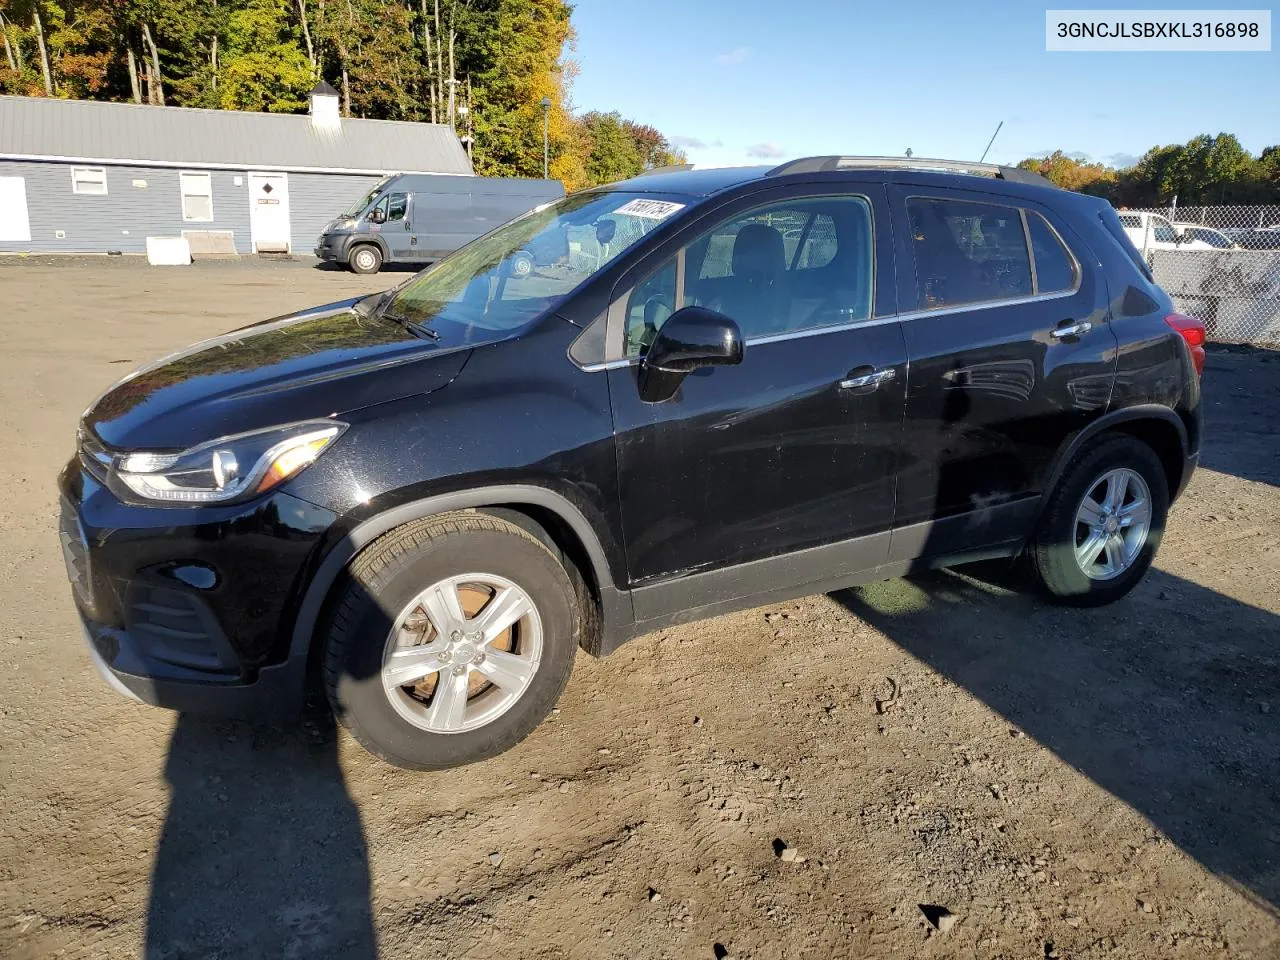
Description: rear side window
xmin=1026 ymin=213 xmax=1078 ymax=293
xmin=907 ymin=198 xmax=1031 ymax=309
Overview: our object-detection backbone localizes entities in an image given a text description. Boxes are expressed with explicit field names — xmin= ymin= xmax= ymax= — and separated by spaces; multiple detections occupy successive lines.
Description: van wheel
xmin=511 ymin=250 xmax=534 ymax=278
xmin=1029 ymin=435 xmax=1169 ymax=607
xmin=349 ymin=245 xmax=383 ymax=275
xmin=323 ymin=512 xmax=583 ymax=770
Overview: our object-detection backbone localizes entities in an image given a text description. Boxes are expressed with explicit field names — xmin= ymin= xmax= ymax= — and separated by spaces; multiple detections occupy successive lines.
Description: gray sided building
xmin=0 ymin=84 xmax=471 ymax=256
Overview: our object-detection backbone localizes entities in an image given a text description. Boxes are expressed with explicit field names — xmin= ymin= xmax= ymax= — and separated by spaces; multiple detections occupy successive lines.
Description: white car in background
xmin=1117 ymin=211 xmax=1234 ymax=252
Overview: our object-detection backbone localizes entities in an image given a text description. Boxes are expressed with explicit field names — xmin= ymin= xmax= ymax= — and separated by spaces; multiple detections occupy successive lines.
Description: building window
xmin=180 ymin=172 xmax=214 ymax=222
xmin=71 ymin=167 xmax=108 ymax=196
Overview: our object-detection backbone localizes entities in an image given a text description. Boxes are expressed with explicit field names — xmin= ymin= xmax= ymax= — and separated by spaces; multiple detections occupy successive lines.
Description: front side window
xmin=71 ymin=167 xmax=107 ymax=196
xmin=378 ymin=191 xmax=688 ymax=341
xmin=372 ymin=193 xmax=408 ymax=222
xmin=180 ymin=172 xmax=214 ymax=222
xmin=623 ymin=195 xmax=874 ymax=356
xmin=1026 ymin=212 xmax=1078 ymax=294
xmin=907 ymin=198 xmax=1031 ymax=309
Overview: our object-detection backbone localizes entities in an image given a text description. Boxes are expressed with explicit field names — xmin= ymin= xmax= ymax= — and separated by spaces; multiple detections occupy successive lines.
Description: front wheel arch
xmin=289 ymin=486 xmax=618 ymax=672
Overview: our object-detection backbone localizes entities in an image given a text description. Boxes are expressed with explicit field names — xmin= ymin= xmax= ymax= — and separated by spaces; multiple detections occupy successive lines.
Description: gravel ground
xmin=1 ymin=258 xmax=1277 ymax=960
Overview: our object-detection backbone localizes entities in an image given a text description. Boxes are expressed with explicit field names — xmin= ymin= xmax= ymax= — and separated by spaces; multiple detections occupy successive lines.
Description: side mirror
xmin=595 ymin=219 xmax=617 ymax=245
xmin=638 ymin=306 xmax=743 ymax=403
xmin=368 ymin=208 xmax=386 ymax=224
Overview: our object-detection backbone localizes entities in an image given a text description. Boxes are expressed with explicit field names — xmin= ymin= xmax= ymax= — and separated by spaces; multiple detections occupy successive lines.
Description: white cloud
xmin=746 ymin=142 xmax=786 ymax=159
xmin=1106 ymin=152 xmax=1141 ymax=169
xmin=670 ymin=135 xmax=724 ymax=150
xmin=714 ymin=46 xmax=753 ymax=64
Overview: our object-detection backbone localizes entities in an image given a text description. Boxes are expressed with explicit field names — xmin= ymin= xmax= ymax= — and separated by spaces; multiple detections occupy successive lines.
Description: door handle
xmin=839 ymin=367 xmax=896 ymax=390
xmin=1050 ymin=320 xmax=1092 ymax=340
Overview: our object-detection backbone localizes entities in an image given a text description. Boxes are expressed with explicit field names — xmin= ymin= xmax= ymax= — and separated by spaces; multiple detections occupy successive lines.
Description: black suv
xmin=60 ymin=158 xmax=1205 ymax=769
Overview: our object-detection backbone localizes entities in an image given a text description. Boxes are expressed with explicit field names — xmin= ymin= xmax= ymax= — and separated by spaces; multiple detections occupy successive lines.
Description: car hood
xmin=83 ymin=297 xmax=470 ymax=450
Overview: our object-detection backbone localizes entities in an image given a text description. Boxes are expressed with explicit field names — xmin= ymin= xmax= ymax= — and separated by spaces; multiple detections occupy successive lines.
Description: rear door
xmin=887 ymin=184 xmax=1115 ymax=560
xmin=605 ymin=184 xmax=907 ymax=619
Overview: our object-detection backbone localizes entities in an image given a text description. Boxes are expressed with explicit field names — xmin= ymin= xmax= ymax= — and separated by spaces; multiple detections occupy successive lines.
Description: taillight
xmin=1165 ymin=313 xmax=1206 ymax=377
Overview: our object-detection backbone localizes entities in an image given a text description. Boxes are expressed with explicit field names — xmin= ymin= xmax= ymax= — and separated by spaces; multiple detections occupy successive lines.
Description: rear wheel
xmin=349 ymin=244 xmax=383 ymax=275
xmin=323 ymin=513 xmax=583 ymax=770
xmin=1029 ymin=435 xmax=1169 ymax=606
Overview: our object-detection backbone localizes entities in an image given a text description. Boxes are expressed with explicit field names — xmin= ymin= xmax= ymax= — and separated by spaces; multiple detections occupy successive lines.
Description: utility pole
xmin=540 ymin=96 xmax=551 ymax=179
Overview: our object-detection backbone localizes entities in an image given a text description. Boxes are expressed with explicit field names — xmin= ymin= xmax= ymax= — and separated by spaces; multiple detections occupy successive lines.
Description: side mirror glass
xmin=638 ymin=306 xmax=743 ymax=403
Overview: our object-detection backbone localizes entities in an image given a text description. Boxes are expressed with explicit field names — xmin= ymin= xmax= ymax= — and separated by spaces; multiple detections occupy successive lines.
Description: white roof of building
xmin=0 ymin=95 xmax=473 ymax=176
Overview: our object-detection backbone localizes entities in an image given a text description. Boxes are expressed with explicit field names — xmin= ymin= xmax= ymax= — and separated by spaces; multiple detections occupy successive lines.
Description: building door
xmin=248 ymin=172 xmax=291 ymax=253
xmin=0 ymin=177 xmax=32 ymax=242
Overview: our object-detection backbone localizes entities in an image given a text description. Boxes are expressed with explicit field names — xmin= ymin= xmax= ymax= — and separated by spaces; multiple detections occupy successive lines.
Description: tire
xmin=349 ymin=244 xmax=383 ymax=275
xmin=1029 ymin=434 xmax=1169 ymax=607
xmin=323 ymin=512 xmax=584 ymax=770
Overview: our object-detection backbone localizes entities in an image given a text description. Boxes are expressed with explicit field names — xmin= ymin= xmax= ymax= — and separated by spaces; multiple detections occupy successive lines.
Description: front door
xmin=0 ymin=176 xmax=31 ymax=242
xmin=886 ymin=184 xmax=1116 ymax=559
xmin=248 ymin=172 xmax=291 ymax=253
xmin=370 ymin=191 xmax=414 ymax=260
xmin=606 ymin=187 xmax=906 ymax=619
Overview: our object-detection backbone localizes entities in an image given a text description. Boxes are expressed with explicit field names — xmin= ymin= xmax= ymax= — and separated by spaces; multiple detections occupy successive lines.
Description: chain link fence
xmin=1122 ymin=206 xmax=1280 ymax=345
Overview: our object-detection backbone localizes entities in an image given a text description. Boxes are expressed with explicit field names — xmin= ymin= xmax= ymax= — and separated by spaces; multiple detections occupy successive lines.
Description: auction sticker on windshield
xmin=614 ymin=199 xmax=686 ymax=220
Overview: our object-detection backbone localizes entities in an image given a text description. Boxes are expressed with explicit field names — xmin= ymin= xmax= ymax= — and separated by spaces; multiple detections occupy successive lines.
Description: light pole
xmin=458 ymin=105 xmax=472 ymax=164
xmin=540 ymin=96 xmax=551 ymax=179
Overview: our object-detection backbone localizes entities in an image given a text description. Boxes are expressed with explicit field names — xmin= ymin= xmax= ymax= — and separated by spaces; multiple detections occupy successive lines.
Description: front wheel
xmin=323 ymin=513 xmax=583 ymax=770
xmin=349 ymin=244 xmax=383 ymax=275
xmin=1029 ymin=435 xmax=1169 ymax=607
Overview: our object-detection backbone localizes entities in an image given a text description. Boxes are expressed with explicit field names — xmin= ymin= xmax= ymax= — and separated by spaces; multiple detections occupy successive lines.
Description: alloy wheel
xmin=1073 ymin=467 xmax=1152 ymax=581
xmin=381 ymin=573 xmax=543 ymax=734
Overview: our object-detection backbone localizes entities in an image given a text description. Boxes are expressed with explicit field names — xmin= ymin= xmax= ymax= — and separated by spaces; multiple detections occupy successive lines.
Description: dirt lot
xmin=1 ymin=256 xmax=1277 ymax=960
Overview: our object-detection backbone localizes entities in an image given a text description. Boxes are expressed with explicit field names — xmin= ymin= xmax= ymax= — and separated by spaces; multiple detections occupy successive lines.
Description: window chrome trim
xmin=892 ymin=285 xmax=1080 ymax=323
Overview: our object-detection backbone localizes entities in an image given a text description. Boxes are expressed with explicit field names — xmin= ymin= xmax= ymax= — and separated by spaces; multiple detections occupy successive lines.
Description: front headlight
xmin=115 ymin=420 xmax=346 ymax=505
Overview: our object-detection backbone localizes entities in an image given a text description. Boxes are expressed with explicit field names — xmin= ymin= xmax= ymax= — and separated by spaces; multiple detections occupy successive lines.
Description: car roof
xmin=605 ymin=156 xmax=1084 ymax=207
xmin=607 ymin=165 xmax=774 ymax=196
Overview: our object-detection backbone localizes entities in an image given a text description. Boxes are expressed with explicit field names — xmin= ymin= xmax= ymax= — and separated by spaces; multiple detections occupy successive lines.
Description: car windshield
xmin=378 ymin=190 xmax=688 ymax=337
xmin=344 ymin=178 xmax=392 ymax=217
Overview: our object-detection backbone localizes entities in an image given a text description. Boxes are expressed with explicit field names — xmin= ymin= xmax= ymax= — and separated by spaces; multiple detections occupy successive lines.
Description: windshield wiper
xmin=381 ymin=311 xmax=441 ymax=341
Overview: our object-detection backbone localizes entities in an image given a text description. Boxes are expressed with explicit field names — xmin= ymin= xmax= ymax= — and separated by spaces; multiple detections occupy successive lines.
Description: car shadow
xmin=831 ymin=562 xmax=1280 ymax=914
xmin=144 ymin=704 xmax=377 ymax=958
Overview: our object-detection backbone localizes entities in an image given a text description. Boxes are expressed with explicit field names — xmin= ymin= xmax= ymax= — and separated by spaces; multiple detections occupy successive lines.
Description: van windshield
xmin=378 ymin=190 xmax=688 ymax=338
xmin=344 ymin=178 xmax=392 ymax=216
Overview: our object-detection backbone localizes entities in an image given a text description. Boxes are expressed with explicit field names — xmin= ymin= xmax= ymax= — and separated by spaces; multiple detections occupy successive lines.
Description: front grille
xmin=78 ymin=430 xmax=112 ymax=482
xmin=125 ymin=584 xmax=237 ymax=674
xmin=59 ymin=499 xmax=92 ymax=606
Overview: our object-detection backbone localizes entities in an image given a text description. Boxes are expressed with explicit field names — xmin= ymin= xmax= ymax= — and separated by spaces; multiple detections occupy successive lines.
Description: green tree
xmin=218 ymin=0 xmax=310 ymax=112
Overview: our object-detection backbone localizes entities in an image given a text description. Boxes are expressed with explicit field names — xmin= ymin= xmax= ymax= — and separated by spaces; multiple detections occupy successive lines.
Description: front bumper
xmin=314 ymin=234 xmax=348 ymax=263
xmin=59 ymin=459 xmax=337 ymax=721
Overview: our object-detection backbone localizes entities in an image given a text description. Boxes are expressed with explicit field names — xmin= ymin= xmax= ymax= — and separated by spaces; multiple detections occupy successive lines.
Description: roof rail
xmin=638 ymin=163 xmax=696 ymax=176
xmin=766 ymin=156 xmax=1056 ymax=187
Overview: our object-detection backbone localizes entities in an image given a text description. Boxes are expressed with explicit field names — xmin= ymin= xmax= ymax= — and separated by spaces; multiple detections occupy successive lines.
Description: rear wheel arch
xmin=1039 ymin=406 xmax=1188 ymax=513
xmin=289 ymin=486 xmax=617 ymax=670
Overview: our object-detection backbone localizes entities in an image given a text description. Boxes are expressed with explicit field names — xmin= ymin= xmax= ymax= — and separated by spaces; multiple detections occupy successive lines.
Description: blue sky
xmin=568 ymin=1 xmax=1278 ymax=168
